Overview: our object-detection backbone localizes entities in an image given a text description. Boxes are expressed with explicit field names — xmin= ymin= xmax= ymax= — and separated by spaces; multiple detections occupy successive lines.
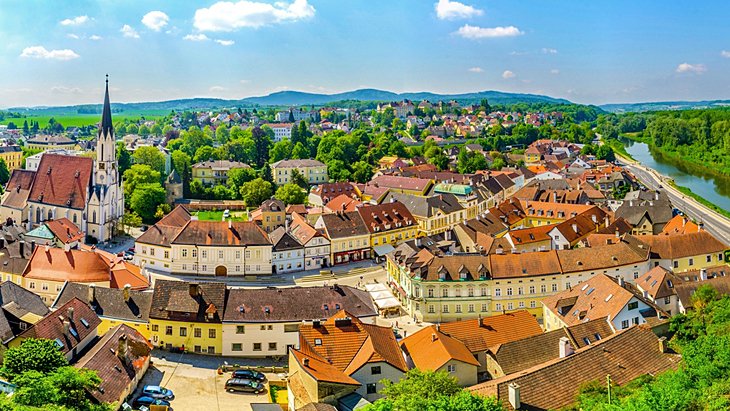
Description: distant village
xmin=0 ymin=88 xmax=726 ymax=411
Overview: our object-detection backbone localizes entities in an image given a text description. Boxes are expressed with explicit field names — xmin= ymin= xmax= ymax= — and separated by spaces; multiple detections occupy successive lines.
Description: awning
xmin=372 ymin=244 xmax=395 ymax=256
xmin=373 ymin=297 xmax=401 ymax=310
xmin=365 ymin=283 xmax=389 ymax=293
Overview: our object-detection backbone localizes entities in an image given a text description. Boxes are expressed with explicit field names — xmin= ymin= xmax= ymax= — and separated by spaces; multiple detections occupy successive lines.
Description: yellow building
xmin=53 ymin=282 xmax=153 ymax=340
xmin=315 ymin=211 xmax=371 ymax=265
xmin=149 ymin=280 xmax=226 ymax=355
xmin=520 ymin=201 xmax=595 ymax=227
xmin=384 ymin=192 xmax=466 ymax=236
xmin=358 ymin=201 xmax=419 ymax=252
xmin=271 ymin=159 xmax=328 ymax=185
xmin=191 ymin=160 xmax=251 ymax=186
xmin=634 ymin=231 xmax=728 ymax=272
xmin=25 ymin=135 xmax=76 ymax=151
xmin=0 ymin=146 xmax=22 ymax=171
xmin=251 ymin=198 xmax=286 ymax=233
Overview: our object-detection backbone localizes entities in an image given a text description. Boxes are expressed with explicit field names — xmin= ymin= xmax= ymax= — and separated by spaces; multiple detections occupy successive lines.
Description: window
xmin=315 ymin=338 xmax=322 ymax=346
xmin=208 ymin=346 xmax=215 ymax=354
xmin=495 ymin=288 xmax=502 ymax=297
xmin=253 ymin=343 xmax=262 ymax=351
xmin=236 ymin=251 xmax=241 ymax=259
xmin=628 ymin=301 xmax=639 ymax=310
xmin=621 ymin=320 xmax=629 ymax=329
xmin=201 ymin=250 xmax=207 ymax=259
xmin=506 ymin=287 xmax=513 ymax=296
xmin=468 ymin=304 xmax=474 ymax=313
xmin=182 ymin=249 xmax=188 ymax=258
xmin=519 ymin=301 xmax=525 ymax=308
xmin=442 ymin=305 xmax=449 ymax=313
xmin=673 ymin=260 xmax=679 ymax=268
xmin=454 ymin=288 xmax=461 ymax=297
xmin=165 ymin=326 xmax=172 ymax=335
xmin=180 ymin=327 xmax=187 ymax=337
xmin=447 ymin=364 xmax=456 ymax=373
xmin=428 ymin=305 xmax=435 ymax=313
xmin=688 ymin=258 xmax=694 ymax=266
xmin=719 ymin=253 xmax=724 ymax=261
xmin=371 ymin=366 xmax=381 ymax=375
xmin=209 ymin=329 xmax=216 ymax=338
xmin=495 ymin=303 xmax=502 ymax=311
xmin=633 ymin=271 xmax=639 ymax=279
xmin=269 ymin=342 xmax=277 ymax=351
xmin=151 ymin=325 xmax=159 ymax=332
xmin=194 ymin=345 xmax=201 ymax=353
xmin=231 ymin=343 xmax=242 ymax=352
xmin=565 ymin=282 xmax=571 ymax=290
xmin=366 ymin=383 xmax=377 ymax=395
xmin=455 ymin=305 xmax=462 ymax=313
xmin=664 ymin=296 xmax=671 ymax=304
xmin=481 ymin=304 xmax=487 ymax=312
xmin=442 ymin=288 xmax=448 ymax=298
xmin=29 ymin=282 xmax=35 ymax=289
xmin=428 ymin=288 xmax=434 ymax=298
xmin=552 ymin=283 xmax=558 ymax=292
xmin=529 ymin=286 xmax=535 ymax=294
xmin=632 ymin=317 xmax=640 ymax=325
xmin=518 ymin=287 xmax=523 ymax=295
xmin=507 ymin=303 xmax=513 ymax=310
xmin=236 ymin=325 xmax=245 ymax=334
xmin=530 ymin=300 xmax=536 ymax=308
xmin=541 ymin=284 xmax=546 ymax=293
xmin=194 ymin=328 xmax=201 ymax=338
xmin=42 ymin=283 xmax=48 ymax=291
xmin=468 ymin=288 xmax=474 ymax=297
xmin=481 ymin=287 xmax=487 ymax=296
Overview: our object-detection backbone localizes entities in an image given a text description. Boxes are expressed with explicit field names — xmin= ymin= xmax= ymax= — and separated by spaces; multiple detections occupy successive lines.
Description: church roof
xmin=167 ymin=169 xmax=182 ymax=184
xmin=100 ymin=76 xmax=113 ymax=136
xmin=27 ymin=154 xmax=92 ymax=210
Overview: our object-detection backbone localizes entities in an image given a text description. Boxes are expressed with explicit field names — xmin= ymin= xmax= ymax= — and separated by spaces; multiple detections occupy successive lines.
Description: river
xmin=620 ymin=139 xmax=730 ymax=212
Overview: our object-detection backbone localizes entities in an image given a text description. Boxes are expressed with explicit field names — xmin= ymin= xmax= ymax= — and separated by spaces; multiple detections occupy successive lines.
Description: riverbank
xmin=668 ymin=181 xmax=730 ymax=219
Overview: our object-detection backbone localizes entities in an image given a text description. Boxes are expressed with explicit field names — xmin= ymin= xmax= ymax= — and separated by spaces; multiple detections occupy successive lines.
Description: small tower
xmin=96 ymin=74 xmax=118 ymax=187
xmin=165 ymin=169 xmax=183 ymax=205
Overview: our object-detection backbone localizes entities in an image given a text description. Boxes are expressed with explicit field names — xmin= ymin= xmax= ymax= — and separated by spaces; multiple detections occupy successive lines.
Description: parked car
xmin=231 ymin=369 xmax=266 ymax=381
xmin=134 ymin=396 xmax=171 ymax=408
xmin=142 ymin=385 xmax=174 ymax=400
xmin=225 ymin=378 xmax=265 ymax=393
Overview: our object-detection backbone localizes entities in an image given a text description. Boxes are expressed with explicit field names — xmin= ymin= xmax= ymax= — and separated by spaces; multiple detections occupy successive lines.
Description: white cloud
xmin=215 ymin=39 xmax=235 ymax=46
xmin=193 ymin=0 xmax=315 ymax=31
xmin=60 ymin=15 xmax=89 ymax=26
xmin=89 ymin=35 xmax=103 ymax=41
xmin=502 ymin=70 xmax=516 ymax=79
xmin=120 ymin=25 xmax=140 ymax=38
xmin=550 ymin=69 xmax=560 ymax=74
xmin=183 ymin=33 xmax=210 ymax=41
xmin=455 ymin=25 xmax=523 ymax=39
xmin=721 ymin=50 xmax=730 ymax=58
xmin=67 ymin=34 xmax=80 ymax=40
xmin=676 ymin=63 xmax=706 ymax=74
xmin=435 ymin=0 xmax=483 ymax=20
xmin=209 ymin=86 xmax=226 ymax=92
xmin=467 ymin=67 xmax=483 ymax=73
xmin=142 ymin=11 xmax=170 ymax=31
xmin=20 ymin=46 xmax=80 ymax=61
xmin=240 ymin=79 xmax=250 ymax=84
xmin=50 ymin=86 xmax=83 ymax=94
xmin=542 ymin=47 xmax=558 ymax=54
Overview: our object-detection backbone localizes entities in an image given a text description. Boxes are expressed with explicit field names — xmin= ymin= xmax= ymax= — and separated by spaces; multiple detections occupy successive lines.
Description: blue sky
xmin=1 ymin=0 xmax=729 ymax=107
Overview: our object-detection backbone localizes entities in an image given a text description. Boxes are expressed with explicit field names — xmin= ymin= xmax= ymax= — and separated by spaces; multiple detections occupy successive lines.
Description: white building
xmin=263 ymin=123 xmax=293 ymax=142
xmin=269 ymin=226 xmax=305 ymax=273
xmin=221 ymin=285 xmax=377 ymax=357
xmin=24 ymin=149 xmax=85 ymax=172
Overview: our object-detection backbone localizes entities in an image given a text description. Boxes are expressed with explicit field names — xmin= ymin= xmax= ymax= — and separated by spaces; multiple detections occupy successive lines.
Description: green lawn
xmin=1 ymin=110 xmax=167 ymax=128
xmin=194 ymin=210 xmax=248 ymax=222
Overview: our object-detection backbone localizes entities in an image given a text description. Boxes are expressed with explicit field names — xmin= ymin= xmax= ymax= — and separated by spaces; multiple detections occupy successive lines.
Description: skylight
xmin=80 ymin=318 xmax=90 ymax=328
xmin=605 ymin=294 xmax=613 ymax=302
xmin=54 ymin=338 xmax=64 ymax=350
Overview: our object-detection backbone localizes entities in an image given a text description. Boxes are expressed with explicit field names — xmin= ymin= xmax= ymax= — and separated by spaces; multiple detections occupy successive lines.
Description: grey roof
xmin=271 ymin=159 xmax=325 ymax=168
xmin=0 ymin=281 xmax=49 ymax=342
xmin=223 ymin=285 xmax=377 ymax=322
xmin=615 ymin=195 xmax=673 ymax=229
xmin=100 ymin=77 xmax=113 ymax=136
xmin=382 ymin=192 xmax=464 ymax=217
xmin=53 ymin=282 xmax=153 ymax=323
xmin=166 ymin=169 xmax=182 ymax=184
xmin=319 ymin=211 xmax=369 ymax=239
xmin=269 ymin=227 xmax=303 ymax=252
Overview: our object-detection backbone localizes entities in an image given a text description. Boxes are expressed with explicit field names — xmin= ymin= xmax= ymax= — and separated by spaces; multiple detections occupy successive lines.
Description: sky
xmin=1 ymin=0 xmax=730 ymax=107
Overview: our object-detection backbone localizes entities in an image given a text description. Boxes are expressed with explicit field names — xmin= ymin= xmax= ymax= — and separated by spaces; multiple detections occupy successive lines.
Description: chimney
xmin=67 ymin=307 xmax=74 ymax=322
xmin=64 ymin=243 xmax=71 ymax=252
xmin=552 ymin=191 xmax=557 ymax=203
xmin=642 ymin=290 xmax=649 ymax=300
xmin=508 ymin=383 xmax=521 ymax=410
xmin=698 ymin=221 xmax=704 ymax=232
xmin=303 ymin=358 xmax=310 ymax=367
xmin=45 ymin=244 xmax=50 ymax=253
xmin=618 ymin=276 xmax=625 ymax=287
xmin=559 ymin=337 xmax=574 ymax=358
xmin=62 ymin=320 xmax=71 ymax=338
xmin=700 ymin=268 xmax=708 ymax=281
xmin=88 ymin=284 xmax=96 ymax=304
xmin=431 ymin=333 xmax=437 ymax=342
xmin=123 ymin=284 xmax=131 ymax=302
xmin=117 ymin=334 xmax=128 ymax=362
xmin=572 ymin=223 xmax=578 ymax=233
xmin=615 ymin=228 xmax=620 ymax=238
xmin=658 ymin=336 xmax=668 ymax=353
xmin=415 ymin=237 xmax=422 ymax=247
xmin=591 ymin=214 xmax=597 ymax=224
xmin=189 ymin=283 xmax=200 ymax=297
xmin=605 ymin=215 xmax=610 ymax=228
xmin=19 ymin=240 xmax=24 ymax=256
xmin=228 ymin=220 xmax=232 ymax=229
xmin=629 ymin=200 xmax=633 ymax=207
xmin=655 ymin=191 xmax=659 ymax=201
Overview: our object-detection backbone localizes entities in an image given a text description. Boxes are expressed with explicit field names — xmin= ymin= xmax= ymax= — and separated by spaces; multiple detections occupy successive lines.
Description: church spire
xmin=100 ymin=74 xmax=113 ymax=136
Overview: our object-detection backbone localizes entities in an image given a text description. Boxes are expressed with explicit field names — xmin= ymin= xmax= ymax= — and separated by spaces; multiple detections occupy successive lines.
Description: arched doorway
xmin=215 ymin=265 xmax=227 ymax=277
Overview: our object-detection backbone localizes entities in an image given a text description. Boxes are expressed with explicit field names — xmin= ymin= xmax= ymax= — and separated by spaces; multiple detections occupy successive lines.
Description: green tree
xmin=251 ymin=126 xmax=272 ymax=167
xmin=2 ymin=338 xmax=68 ymax=377
xmin=215 ymin=124 xmax=229 ymax=144
xmin=132 ymin=146 xmax=166 ymax=176
xmin=240 ymin=178 xmax=273 ymax=207
xmin=122 ymin=164 xmax=161 ymax=199
xmin=227 ymin=167 xmax=257 ymax=196
xmin=171 ymin=150 xmax=192 ymax=195
xmin=120 ymin=212 xmax=143 ymax=234
xmin=129 ymin=183 xmax=166 ymax=222
xmin=155 ymin=203 xmax=171 ymax=219
xmin=116 ymin=142 xmax=132 ymax=176
xmin=274 ymin=183 xmax=306 ymax=205
xmin=290 ymin=169 xmax=309 ymax=189
xmin=194 ymin=145 xmax=216 ymax=163
xmin=0 ymin=159 xmax=9 ymax=186
xmin=292 ymin=142 xmax=309 ymax=159
xmin=138 ymin=124 xmax=150 ymax=137
xmin=269 ymin=139 xmax=293 ymax=163
xmin=352 ymin=161 xmax=374 ymax=183
xmin=150 ymin=124 xmax=162 ymax=136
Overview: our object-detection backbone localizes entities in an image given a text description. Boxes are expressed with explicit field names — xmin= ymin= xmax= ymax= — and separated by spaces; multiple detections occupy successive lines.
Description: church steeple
xmin=100 ymin=74 xmax=113 ymax=136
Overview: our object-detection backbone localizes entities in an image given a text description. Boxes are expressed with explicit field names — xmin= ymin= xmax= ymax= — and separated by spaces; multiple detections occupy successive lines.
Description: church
xmin=0 ymin=77 xmax=124 ymax=243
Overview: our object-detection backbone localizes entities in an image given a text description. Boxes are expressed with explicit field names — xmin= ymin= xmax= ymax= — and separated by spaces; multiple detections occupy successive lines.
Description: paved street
xmin=618 ymin=156 xmax=730 ymax=244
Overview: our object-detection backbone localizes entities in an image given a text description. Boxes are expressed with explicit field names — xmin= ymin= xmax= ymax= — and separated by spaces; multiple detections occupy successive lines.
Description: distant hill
xmin=8 ymin=88 xmax=572 ymax=115
xmin=600 ymin=100 xmax=730 ymax=113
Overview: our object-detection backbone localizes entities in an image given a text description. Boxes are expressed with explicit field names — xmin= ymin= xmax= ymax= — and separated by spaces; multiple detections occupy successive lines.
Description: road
xmin=617 ymin=155 xmax=730 ymax=244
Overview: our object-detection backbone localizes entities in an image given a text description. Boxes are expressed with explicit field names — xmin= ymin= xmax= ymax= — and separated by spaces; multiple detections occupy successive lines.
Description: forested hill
xmin=8 ymin=89 xmax=571 ymax=114
xmin=600 ymin=100 xmax=730 ymax=113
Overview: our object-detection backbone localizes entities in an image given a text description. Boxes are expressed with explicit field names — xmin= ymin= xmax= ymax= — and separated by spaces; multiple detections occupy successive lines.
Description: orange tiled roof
xmin=291 ymin=349 xmax=360 ymax=386
xmin=661 ymin=215 xmax=700 ymax=235
xmin=44 ymin=218 xmax=84 ymax=244
xmin=400 ymin=325 xmax=480 ymax=371
xmin=633 ymin=231 xmax=727 ymax=260
xmin=438 ymin=310 xmax=543 ymax=353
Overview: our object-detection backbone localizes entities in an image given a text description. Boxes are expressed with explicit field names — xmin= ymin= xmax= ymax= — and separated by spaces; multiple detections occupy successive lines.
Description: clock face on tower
xmin=99 ymin=174 xmax=105 ymax=181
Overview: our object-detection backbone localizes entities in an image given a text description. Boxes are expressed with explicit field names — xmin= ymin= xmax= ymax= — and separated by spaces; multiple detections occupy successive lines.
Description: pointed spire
xmin=100 ymin=74 xmax=113 ymax=136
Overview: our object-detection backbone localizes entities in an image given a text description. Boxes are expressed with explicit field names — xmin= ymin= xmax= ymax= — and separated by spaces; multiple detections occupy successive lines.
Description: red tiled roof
xmin=23 ymin=247 xmax=111 ymax=283
xmin=439 ymin=310 xmax=543 ymax=353
xmin=356 ymin=201 xmax=416 ymax=234
xmin=28 ymin=154 xmax=92 ymax=210
xmin=19 ymin=297 xmax=101 ymax=356
xmin=370 ymin=175 xmax=433 ymax=193
xmin=45 ymin=218 xmax=84 ymax=244
xmin=3 ymin=169 xmax=35 ymax=209
xmin=400 ymin=325 xmax=480 ymax=371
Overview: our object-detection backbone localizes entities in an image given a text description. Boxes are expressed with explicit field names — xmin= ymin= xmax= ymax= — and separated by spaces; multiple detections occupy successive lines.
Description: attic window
xmin=323 ymin=304 xmax=329 ymax=311
xmin=314 ymin=338 xmax=322 ymax=346
xmin=69 ymin=327 xmax=79 ymax=338
xmin=54 ymin=338 xmax=64 ymax=350
xmin=586 ymin=288 xmax=595 ymax=296
xmin=605 ymin=294 xmax=613 ymax=302
xmin=114 ymin=365 xmax=122 ymax=373
xmin=335 ymin=304 xmax=340 ymax=310
xmin=80 ymin=318 xmax=90 ymax=328
xmin=582 ymin=337 xmax=591 ymax=345
xmin=594 ymin=333 xmax=602 ymax=340
xmin=264 ymin=307 xmax=271 ymax=314
xmin=581 ymin=284 xmax=589 ymax=291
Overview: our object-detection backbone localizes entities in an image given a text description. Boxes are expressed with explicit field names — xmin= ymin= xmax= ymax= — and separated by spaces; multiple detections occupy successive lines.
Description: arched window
xmin=73 ymin=214 xmax=77 ymax=224
xmin=92 ymin=211 xmax=97 ymax=224
xmin=36 ymin=208 xmax=41 ymax=223
xmin=47 ymin=210 xmax=53 ymax=221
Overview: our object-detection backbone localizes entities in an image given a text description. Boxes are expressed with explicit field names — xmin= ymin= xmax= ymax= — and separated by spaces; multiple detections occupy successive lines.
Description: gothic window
xmin=92 ymin=211 xmax=97 ymax=224
xmin=36 ymin=208 xmax=41 ymax=223
xmin=47 ymin=209 xmax=52 ymax=221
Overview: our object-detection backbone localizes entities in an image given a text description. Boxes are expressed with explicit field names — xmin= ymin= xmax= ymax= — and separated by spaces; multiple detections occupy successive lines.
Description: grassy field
xmin=194 ymin=210 xmax=248 ymax=222
xmin=1 ymin=110 xmax=167 ymax=128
